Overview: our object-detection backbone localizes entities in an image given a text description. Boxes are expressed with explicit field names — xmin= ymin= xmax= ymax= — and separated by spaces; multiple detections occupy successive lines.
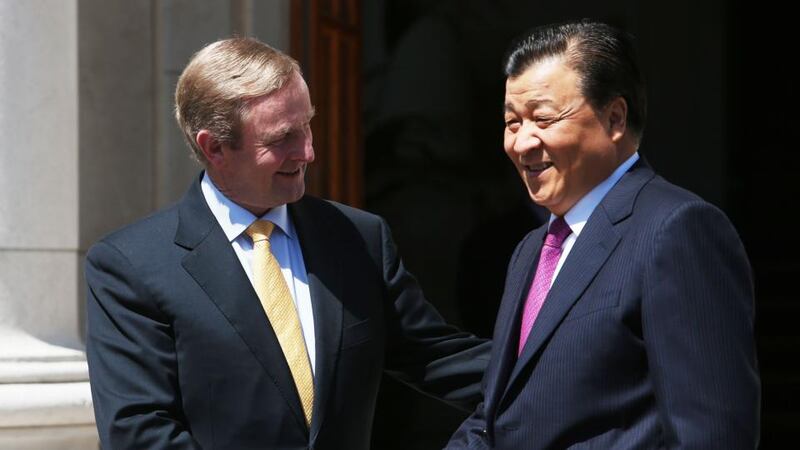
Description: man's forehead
xmin=505 ymin=62 xmax=579 ymax=103
xmin=504 ymin=77 xmax=558 ymax=109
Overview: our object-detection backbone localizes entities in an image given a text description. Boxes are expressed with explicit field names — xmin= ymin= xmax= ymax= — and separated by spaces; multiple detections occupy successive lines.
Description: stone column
xmin=0 ymin=1 xmax=291 ymax=447
xmin=0 ymin=1 xmax=97 ymax=448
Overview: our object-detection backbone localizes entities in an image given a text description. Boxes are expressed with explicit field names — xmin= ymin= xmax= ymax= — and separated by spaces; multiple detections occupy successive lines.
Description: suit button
xmin=480 ymin=428 xmax=488 ymax=435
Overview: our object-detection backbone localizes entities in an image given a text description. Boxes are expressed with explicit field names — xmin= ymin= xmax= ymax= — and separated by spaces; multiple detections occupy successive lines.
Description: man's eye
xmin=265 ymin=134 xmax=288 ymax=146
xmin=505 ymin=119 xmax=520 ymax=131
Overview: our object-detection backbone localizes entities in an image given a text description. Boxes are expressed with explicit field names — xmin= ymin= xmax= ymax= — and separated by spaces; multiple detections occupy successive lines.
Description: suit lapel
xmin=483 ymin=227 xmax=545 ymax=421
xmin=289 ymin=198 xmax=343 ymax=443
xmin=499 ymin=159 xmax=654 ymax=407
xmin=175 ymin=178 xmax=308 ymax=430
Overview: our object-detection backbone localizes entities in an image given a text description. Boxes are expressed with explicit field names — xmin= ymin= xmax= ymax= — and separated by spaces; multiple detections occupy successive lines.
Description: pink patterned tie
xmin=518 ymin=217 xmax=572 ymax=356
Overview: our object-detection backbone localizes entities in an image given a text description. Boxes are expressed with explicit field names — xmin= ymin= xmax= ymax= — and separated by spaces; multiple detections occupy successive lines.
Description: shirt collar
xmin=200 ymin=172 xmax=295 ymax=242
xmin=552 ymin=152 xmax=640 ymax=236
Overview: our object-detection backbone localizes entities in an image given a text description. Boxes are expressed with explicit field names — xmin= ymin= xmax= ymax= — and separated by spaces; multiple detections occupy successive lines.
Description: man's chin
xmin=282 ymin=185 xmax=307 ymax=204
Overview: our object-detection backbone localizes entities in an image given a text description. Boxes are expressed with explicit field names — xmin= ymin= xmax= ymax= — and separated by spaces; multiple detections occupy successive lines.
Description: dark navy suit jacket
xmin=86 ymin=175 xmax=489 ymax=449
xmin=448 ymin=160 xmax=759 ymax=449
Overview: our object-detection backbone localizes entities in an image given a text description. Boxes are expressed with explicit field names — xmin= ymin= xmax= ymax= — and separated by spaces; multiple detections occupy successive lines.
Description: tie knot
xmin=544 ymin=217 xmax=572 ymax=248
xmin=246 ymin=220 xmax=275 ymax=243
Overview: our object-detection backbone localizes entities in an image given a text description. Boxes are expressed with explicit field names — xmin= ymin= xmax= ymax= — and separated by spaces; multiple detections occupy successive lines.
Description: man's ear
xmin=605 ymin=97 xmax=628 ymax=143
xmin=196 ymin=130 xmax=225 ymax=168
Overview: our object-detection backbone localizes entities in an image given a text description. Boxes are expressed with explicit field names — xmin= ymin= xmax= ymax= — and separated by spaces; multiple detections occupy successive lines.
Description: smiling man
xmin=85 ymin=37 xmax=489 ymax=449
xmin=447 ymin=20 xmax=760 ymax=449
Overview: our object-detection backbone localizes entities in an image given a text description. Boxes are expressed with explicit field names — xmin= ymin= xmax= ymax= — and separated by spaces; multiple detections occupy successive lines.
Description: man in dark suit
xmin=86 ymin=37 xmax=489 ymax=449
xmin=448 ymin=20 xmax=760 ymax=449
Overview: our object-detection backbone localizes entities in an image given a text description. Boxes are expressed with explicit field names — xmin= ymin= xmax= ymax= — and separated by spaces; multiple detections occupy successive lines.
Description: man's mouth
xmin=523 ymin=162 xmax=554 ymax=175
xmin=277 ymin=167 xmax=303 ymax=177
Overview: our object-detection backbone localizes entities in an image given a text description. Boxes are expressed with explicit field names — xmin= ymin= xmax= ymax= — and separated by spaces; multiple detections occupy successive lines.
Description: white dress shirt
xmin=549 ymin=152 xmax=640 ymax=285
xmin=200 ymin=173 xmax=316 ymax=374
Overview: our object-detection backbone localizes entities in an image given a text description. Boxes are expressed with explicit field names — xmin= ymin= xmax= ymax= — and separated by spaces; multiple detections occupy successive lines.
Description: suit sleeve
xmin=377 ymin=218 xmax=492 ymax=411
xmin=446 ymin=234 xmax=530 ymax=450
xmin=642 ymin=201 xmax=760 ymax=448
xmin=86 ymin=240 xmax=202 ymax=449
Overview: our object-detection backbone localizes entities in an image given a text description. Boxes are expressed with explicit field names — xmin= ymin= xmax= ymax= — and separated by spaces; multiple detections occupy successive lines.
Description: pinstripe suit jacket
xmin=448 ymin=159 xmax=760 ymax=449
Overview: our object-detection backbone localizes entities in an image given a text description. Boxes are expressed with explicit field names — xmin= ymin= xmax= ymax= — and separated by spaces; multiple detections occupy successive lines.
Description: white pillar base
xmin=0 ymin=425 xmax=98 ymax=450
xmin=0 ymin=333 xmax=97 ymax=449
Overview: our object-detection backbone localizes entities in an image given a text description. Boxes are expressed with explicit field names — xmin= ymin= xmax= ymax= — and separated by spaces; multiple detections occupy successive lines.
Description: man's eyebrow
xmin=525 ymin=98 xmax=554 ymax=109
xmin=257 ymin=127 xmax=290 ymax=142
xmin=257 ymin=108 xmax=317 ymax=142
xmin=503 ymin=98 xmax=555 ymax=114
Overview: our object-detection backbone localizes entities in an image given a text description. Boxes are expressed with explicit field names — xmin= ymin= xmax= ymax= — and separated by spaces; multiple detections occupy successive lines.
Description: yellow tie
xmin=246 ymin=220 xmax=314 ymax=427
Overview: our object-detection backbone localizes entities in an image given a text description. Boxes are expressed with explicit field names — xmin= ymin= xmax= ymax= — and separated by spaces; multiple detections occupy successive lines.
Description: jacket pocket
xmin=563 ymin=289 xmax=620 ymax=323
xmin=341 ymin=318 xmax=372 ymax=350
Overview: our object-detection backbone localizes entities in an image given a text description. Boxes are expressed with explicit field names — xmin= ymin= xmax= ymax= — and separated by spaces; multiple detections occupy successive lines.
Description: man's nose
xmin=300 ymin=127 xmax=315 ymax=163
xmin=513 ymin=125 xmax=542 ymax=155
